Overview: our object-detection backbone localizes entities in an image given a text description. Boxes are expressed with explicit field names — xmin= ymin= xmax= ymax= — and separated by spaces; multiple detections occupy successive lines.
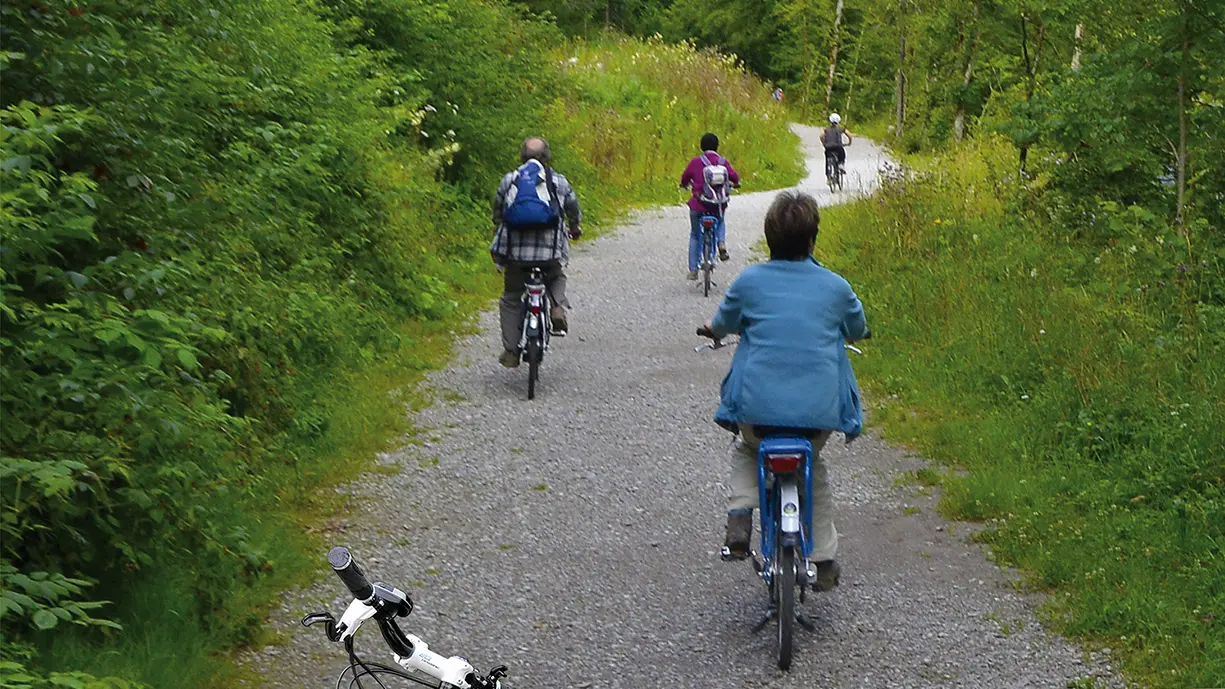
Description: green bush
xmin=1 ymin=0 xmax=799 ymax=684
xmin=819 ymin=138 xmax=1224 ymax=687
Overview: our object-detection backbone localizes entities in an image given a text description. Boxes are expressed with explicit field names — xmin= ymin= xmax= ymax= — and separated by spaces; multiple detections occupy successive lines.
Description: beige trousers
xmin=730 ymin=425 xmax=838 ymax=562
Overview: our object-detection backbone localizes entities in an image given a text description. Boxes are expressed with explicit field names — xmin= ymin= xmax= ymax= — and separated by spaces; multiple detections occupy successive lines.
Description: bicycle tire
xmin=777 ymin=543 xmax=796 ymax=671
xmin=525 ymin=336 xmax=541 ymax=400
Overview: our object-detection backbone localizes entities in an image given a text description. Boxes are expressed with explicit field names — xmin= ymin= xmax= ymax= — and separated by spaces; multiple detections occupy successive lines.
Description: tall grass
xmin=818 ymin=138 xmax=1224 ymax=688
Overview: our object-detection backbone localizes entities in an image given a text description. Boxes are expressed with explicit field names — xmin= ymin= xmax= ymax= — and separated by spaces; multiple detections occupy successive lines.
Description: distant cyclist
xmin=680 ymin=133 xmax=741 ymax=279
xmin=822 ymin=113 xmax=852 ymax=177
xmin=490 ymin=137 xmax=582 ymax=368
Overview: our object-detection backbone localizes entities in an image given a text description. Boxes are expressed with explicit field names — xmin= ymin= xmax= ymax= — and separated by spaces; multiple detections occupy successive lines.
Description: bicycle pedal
xmin=720 ymin=546 xmax=750 ymax=562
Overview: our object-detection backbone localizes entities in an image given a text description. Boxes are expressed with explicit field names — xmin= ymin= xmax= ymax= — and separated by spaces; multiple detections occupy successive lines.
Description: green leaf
xmin=176 ymin=349 xmax=199 ymax=369
xmin=32 ymin=609 xmax=58 ymax=630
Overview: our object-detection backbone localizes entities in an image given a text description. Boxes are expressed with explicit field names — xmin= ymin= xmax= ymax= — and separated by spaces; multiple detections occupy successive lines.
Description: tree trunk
xmin=1071 ymin=23 xmax=1084 ymax=70
xmin=895 ymin=4 xmax=907 ymax=137
xmin=1018 ymin=12 xmax=1046 ymax=173
xmin=825 ymin=0 xmax=846 ymax=113
xmin=606 ymin=0 xmax=612 ymax=30
xmin=1175 ymin=32 xmax=1189 ymax=232
xmin=953 ymin=0 xmax=982 ymax=141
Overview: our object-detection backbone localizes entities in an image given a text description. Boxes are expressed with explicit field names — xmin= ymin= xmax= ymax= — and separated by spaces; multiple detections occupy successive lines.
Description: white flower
xmin=1030 ymin=268 xmax=1038 ymax=278
xmin=1094 ymin=256 xmax=1102 ymax=264
xmin=1021 ymin=395 xmax=1030 ymax=401
xmin=568 ymin=57 xmax=578 ymax=64
xmin=1039 ymin=329 xmax=1046 ymax=335
xmin=1129 ymin=245 xmax=1138 ymax=254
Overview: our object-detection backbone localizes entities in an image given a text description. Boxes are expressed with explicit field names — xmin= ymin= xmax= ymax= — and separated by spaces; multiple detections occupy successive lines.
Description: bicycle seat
xmin=752 ymin=425 xmax=823 ymax=440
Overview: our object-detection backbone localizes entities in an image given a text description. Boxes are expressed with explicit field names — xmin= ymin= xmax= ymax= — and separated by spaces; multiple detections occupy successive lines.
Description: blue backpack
xmin=503 ymin=160 xmax=561 ymax=231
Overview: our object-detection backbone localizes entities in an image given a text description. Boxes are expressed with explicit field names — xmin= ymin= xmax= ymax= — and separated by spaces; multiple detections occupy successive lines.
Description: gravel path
xmin=245 ymin=125 xmax=1124 ymax=689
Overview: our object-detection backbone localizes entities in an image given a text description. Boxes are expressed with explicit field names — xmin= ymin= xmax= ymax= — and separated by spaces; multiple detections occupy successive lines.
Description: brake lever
xmin=302 ymin=611 xmax=343 ymax=642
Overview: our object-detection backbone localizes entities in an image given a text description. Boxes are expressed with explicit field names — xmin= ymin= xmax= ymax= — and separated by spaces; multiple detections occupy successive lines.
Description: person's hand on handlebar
xmin=568 ymin=225 xmax=582 ymax=240
xmin=697 ymin=320 xmax=716 ymax=339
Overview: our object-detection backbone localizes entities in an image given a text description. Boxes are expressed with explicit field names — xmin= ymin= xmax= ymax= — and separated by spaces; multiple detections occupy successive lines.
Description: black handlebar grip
xmin=328 ymin=546 xmax=374 ymax=601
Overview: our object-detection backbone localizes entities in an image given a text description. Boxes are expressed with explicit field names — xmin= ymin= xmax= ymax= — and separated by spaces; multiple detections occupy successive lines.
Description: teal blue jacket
xmin=710 ymin=257 xmax=869 ymax=438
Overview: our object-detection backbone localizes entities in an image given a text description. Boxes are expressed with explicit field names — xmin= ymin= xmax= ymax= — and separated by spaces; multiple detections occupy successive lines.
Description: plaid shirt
xmin=489 ymin=162 xmax=581 ymax=266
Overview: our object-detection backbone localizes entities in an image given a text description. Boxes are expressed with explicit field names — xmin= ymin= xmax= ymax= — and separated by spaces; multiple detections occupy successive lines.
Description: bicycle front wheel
xmin=777 ymin=543 xmax=796 ymax=670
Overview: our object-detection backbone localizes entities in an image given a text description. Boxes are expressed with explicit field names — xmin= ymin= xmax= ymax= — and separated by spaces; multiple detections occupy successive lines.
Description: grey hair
xmin=520 ymin=137 xmax=551 ymax=163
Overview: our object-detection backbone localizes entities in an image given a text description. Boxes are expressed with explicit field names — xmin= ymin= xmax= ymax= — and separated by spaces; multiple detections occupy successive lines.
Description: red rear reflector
xmin=702 ymin=218 xmax=716 ymax=228
xmin=766 ymin=453 xmax=802 ymax=473
xmin=530 ymin=305 xmax=542 ymax=314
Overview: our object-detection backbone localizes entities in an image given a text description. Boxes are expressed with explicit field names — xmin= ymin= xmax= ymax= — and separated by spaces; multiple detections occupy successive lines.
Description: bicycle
xmin=517 ymin=266 xmax=551 ymax=400
xmin=303 ymin=546 xmax=509 ymax=689
xmin=697 ymin=329 xmax=866 ymax=671
xmin=697 ymin=211 xmax=721 ymax=298
xmin=825 ymin=150 xmax=844 ymax=192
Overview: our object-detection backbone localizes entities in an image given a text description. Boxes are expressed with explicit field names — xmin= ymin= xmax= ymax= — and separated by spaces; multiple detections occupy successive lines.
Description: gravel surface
xmin=242 ymin=125 xmax=1125 ymax=689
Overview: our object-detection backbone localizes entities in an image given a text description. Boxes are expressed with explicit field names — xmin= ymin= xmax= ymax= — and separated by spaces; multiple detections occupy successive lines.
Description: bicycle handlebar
xmin=328 ymin=546 xmax=374 ymax=601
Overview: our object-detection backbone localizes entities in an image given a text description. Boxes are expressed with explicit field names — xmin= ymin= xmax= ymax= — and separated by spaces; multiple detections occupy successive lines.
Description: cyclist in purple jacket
xmin=680 ymin=133 xmax=741 ymax=279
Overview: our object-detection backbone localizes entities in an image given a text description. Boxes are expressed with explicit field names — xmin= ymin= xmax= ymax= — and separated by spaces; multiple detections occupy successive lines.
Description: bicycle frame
xmin=756 ymin=435 xmax=816 ymax=584
xmin=517 ymin=268 xmax=550 ymax=353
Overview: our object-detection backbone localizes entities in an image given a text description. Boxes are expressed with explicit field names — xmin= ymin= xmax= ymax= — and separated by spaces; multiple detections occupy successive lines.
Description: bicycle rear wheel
xmin=777 ymin=542 xmax=796 ymax=670
xmin=525 ymin=336 xmax=541 ymax=400
xmin=703 ymin=231 xmax=713 ymax=297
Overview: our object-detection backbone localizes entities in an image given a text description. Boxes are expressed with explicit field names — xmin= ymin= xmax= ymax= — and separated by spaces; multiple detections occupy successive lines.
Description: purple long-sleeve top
xmin=680 ymin=151 xmax=741 ymax=213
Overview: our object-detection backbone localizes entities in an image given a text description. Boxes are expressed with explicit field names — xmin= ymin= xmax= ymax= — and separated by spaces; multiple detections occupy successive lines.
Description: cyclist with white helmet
xmin=821 ymin=113 xmax=852 ymax=179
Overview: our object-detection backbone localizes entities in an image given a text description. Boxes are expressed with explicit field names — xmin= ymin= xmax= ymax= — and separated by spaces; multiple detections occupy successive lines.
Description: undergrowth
xmin=0 ymin=2 xmax=799 ymax=686
xmin=818 ymin=138 xmax=1224 ymax=688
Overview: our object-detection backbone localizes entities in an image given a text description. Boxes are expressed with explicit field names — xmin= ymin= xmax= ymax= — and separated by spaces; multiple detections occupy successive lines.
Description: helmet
xmin=829 ymin=113 xmax=841 ymax=125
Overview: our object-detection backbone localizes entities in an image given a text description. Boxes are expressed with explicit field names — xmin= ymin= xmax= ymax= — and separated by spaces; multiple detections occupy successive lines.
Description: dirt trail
xmin=247 ymin=125 xmax=1122 ymax=689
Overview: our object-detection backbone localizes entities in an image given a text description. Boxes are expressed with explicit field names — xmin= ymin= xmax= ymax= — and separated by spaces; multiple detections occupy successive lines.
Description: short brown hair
xmin=764 ymin=191 xmax=820 ymax=260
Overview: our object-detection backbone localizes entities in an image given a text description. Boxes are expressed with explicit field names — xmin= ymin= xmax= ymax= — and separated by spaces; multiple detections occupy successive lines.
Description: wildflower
xmin=424 ymin=104 xmax=436 ymax=113
xmin=1030 ymin=268 xmax=1038 ymax=278
xmin=1039 ymin=329 xmax=1046 ymax=335
xmin=1021 ymin=395 xmax=1030 ymax=401
xmin=1129 ymin=245 xmax=1138 ymax=254
xmin=1094 ymin=256 xmax=1101 ymax=264
xmin=1177 ymin=264 xmax=1189 ymax=274
xmin=568 ymin=57 xmax=578 ymax=64
xmin=934 ymin=218 xmax=943 ymax=225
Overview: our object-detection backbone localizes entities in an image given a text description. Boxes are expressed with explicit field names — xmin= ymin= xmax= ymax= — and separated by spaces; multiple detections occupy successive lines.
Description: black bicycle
xmin=517 ymin=267 xmax=551 ymax=400
xmin=825 ymin=151 xmax=844 ymax=192
xmin=303 ymin=547 xmax=508 ymax=689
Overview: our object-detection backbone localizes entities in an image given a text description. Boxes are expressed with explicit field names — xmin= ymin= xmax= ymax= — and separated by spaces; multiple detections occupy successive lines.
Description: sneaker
xmin=498 ymin=350 xmax=520 ymax=368
xmin=723 ymin=509 xmax=753 ymax=558
xmin=550 ymin=310 xmax=568 ymax=337
xmin=718 ymin=243 xmax=730 ymax=262
xmin=814 ymin=559 xmax=841 ymax=591
xmin=686 ymin=270 xmax=699 ymax=281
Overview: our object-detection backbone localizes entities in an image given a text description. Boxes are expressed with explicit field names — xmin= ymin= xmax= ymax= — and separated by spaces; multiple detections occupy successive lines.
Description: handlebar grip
xmin=328 ymin=546 xmax=374 ymax=601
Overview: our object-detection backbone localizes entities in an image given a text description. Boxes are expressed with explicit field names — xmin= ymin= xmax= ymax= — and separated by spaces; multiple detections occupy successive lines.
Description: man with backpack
xmin=680 ymin=133 xmax=741 ymax=279
xmin=490 ymin=137 xmax=582 ymax=368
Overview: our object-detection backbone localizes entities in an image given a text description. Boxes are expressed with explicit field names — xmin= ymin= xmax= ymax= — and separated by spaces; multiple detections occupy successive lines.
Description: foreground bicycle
xmin=517 ymin=266 xmax=553 ymax=400
xmin=697 ymin=331 xmax=865 ymax=671
xmin=303 ymin=546 xmax=508 ymax=689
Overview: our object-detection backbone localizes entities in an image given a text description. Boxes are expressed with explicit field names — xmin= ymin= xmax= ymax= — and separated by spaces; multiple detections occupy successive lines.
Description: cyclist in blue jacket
xmin=702 ymin=191 xmax=869 ymax=590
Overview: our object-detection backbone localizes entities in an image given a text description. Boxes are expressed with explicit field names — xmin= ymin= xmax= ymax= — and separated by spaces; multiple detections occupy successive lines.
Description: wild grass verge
xmin=818 ymin=138 xmax=1224 ymax=688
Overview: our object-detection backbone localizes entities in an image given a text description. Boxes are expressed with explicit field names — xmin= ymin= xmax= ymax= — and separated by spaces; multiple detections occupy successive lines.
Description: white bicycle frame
xmin=517 ymin=277 xmax=550 ymax=353
xmin=334 ymin=597 xmax=490 ymax=689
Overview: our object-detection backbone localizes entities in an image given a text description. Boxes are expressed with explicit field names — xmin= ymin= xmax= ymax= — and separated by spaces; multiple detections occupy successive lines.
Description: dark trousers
xmin=499 ymin=261 xmax=568 ymax=352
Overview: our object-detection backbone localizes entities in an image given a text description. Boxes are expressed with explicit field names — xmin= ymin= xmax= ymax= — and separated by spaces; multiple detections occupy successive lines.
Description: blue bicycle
xmin=698 ymin=334 xmax=864 ymax=670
